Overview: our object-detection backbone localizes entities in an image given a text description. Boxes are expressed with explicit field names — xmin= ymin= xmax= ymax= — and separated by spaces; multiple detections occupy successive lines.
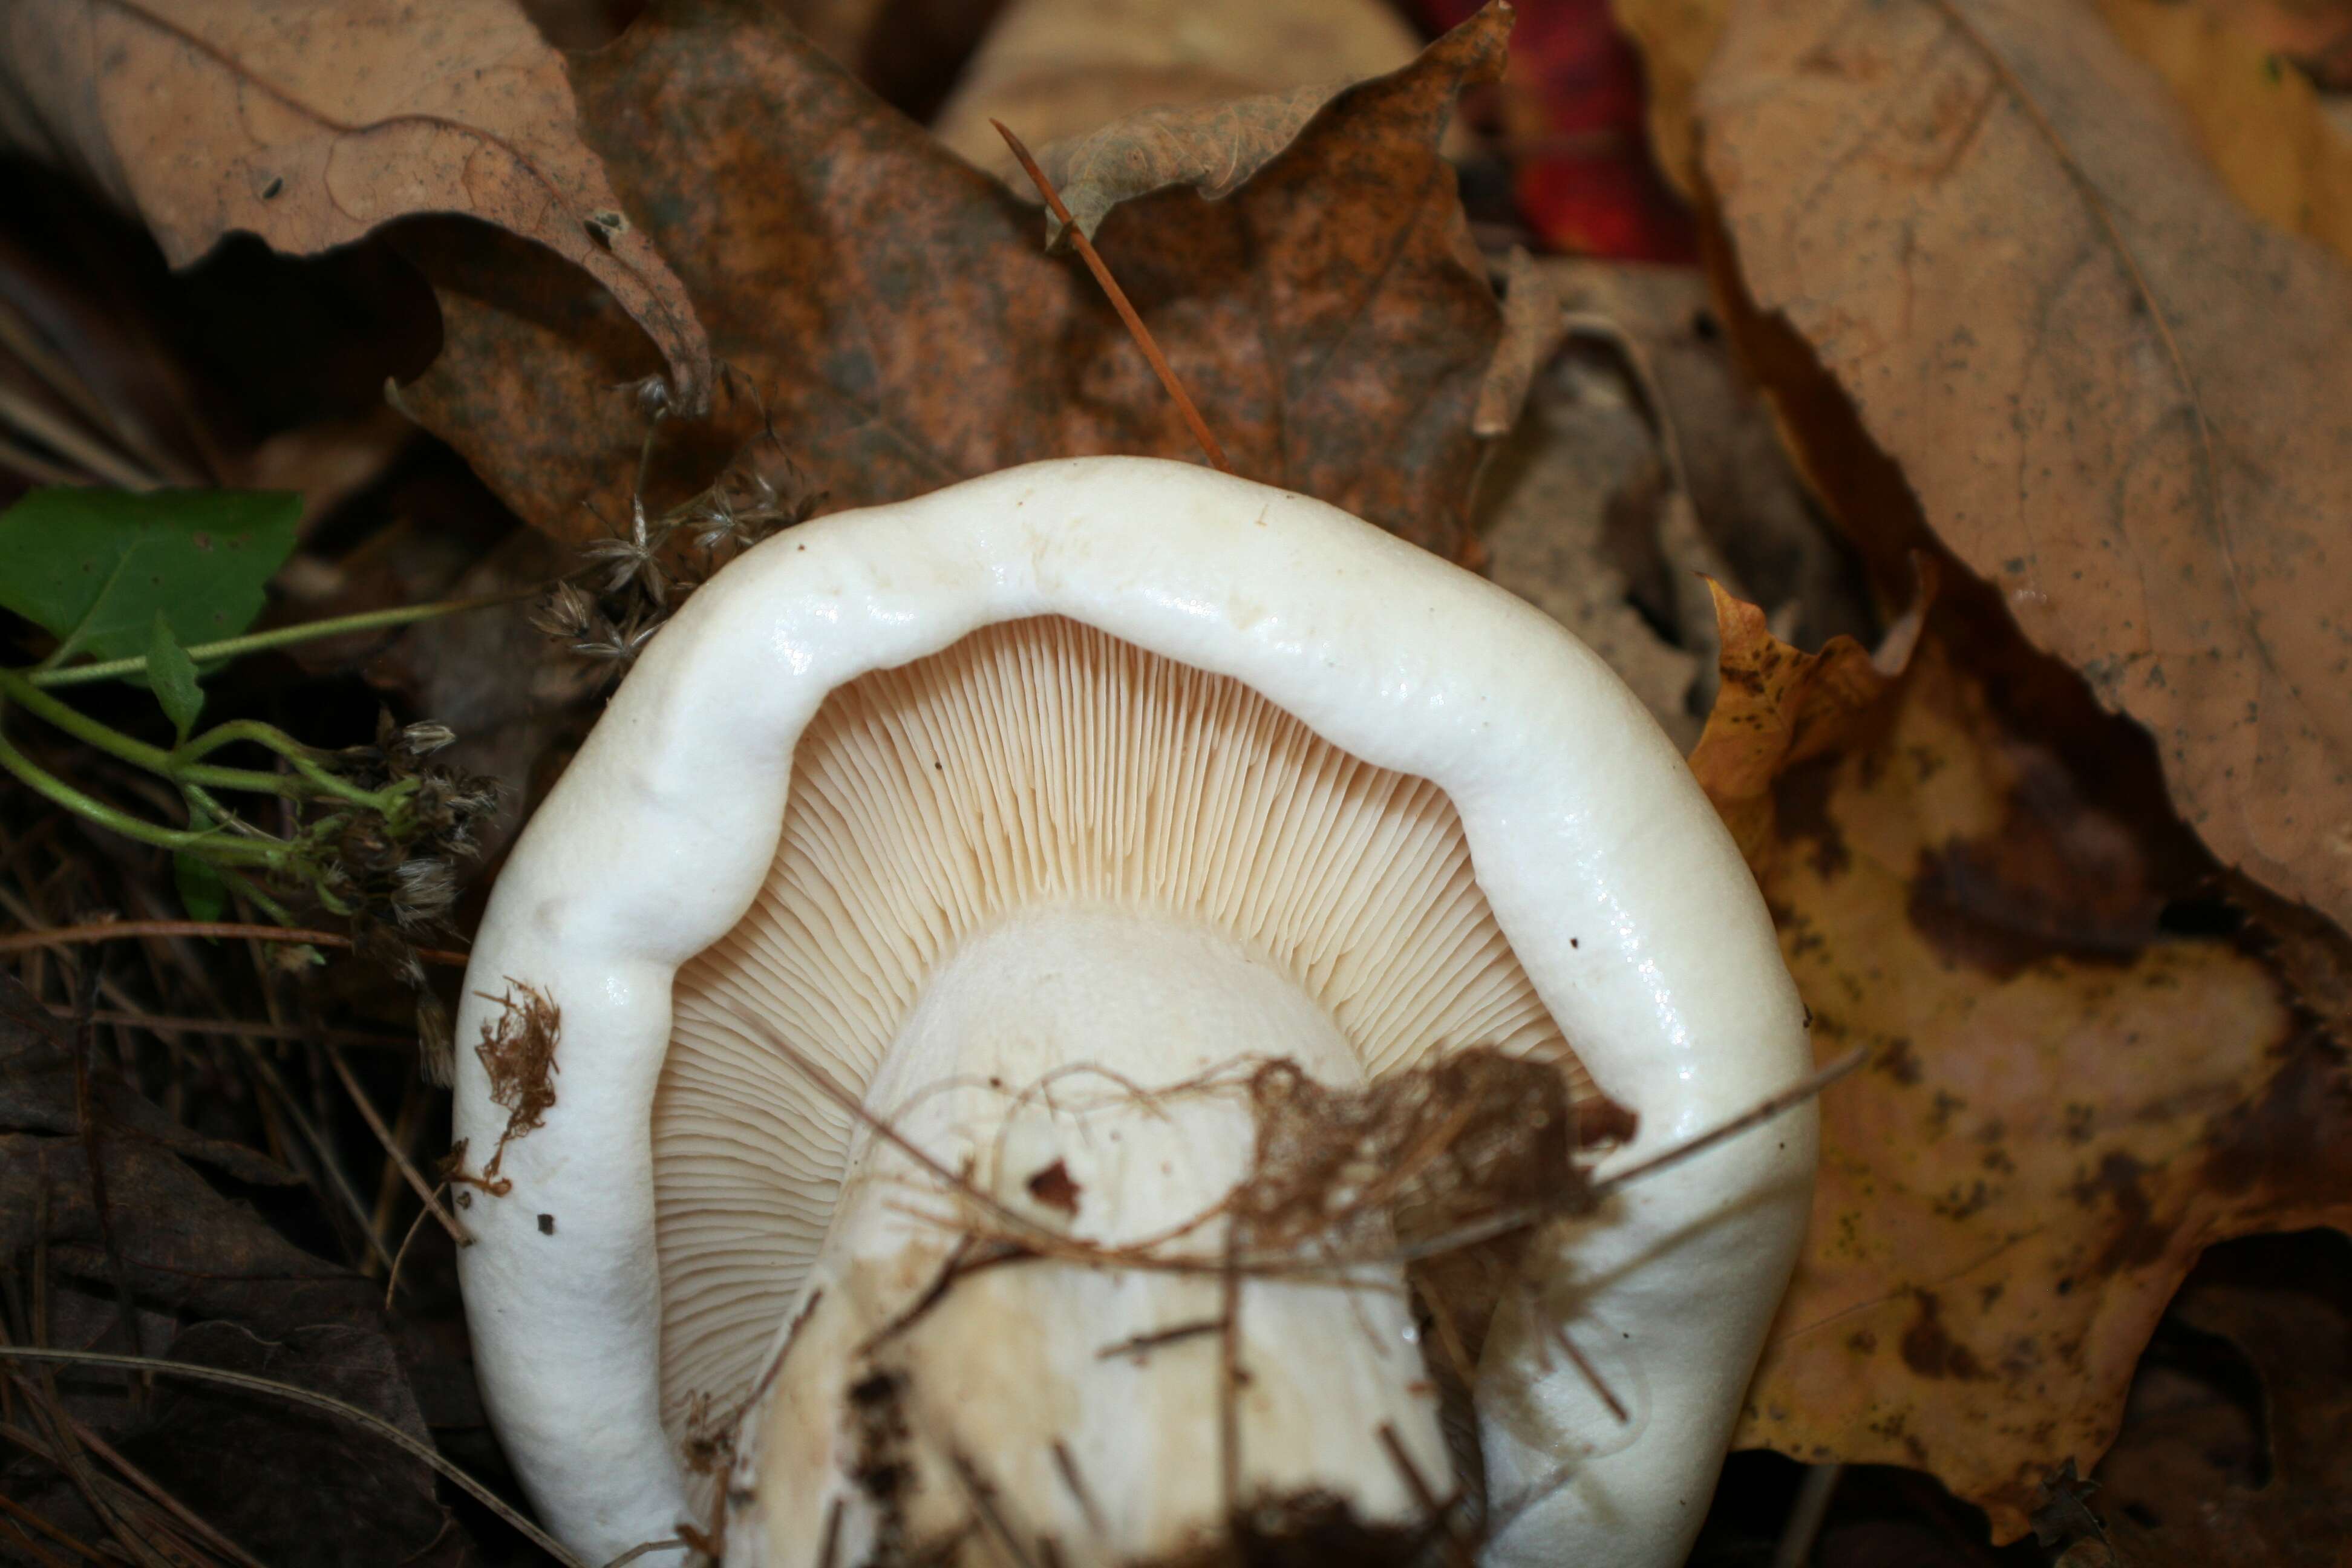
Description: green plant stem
xmin=177 ymin=718 xmax=402 ymax=809
xmin=0 ymin=669 xmax=402 ymax=811
xmin=24 ymin=589 xmax=535 ymax=690
xmin=0 ymin=731 xmax=279 ymax=864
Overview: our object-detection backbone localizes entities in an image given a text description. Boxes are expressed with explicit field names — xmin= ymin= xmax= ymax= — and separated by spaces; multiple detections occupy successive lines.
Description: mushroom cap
xmin=451 ymin=456 xmax=1815 ymax=1566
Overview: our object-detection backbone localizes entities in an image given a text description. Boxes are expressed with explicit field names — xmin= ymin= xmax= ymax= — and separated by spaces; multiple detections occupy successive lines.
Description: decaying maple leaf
xmin=394 ymin=0 xmax=1509 ymax=557
xmin=0 ymin=0 xmax=710 ymax=407
xmin=1697 ymin=598 xmax=2352 ymax=1540
xmin=1658 ymin=0 xmax=2352 ymax=939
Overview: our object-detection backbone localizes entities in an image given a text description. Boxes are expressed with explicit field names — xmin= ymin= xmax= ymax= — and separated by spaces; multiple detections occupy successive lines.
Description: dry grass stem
xmin=0 ymin=920 xmax=469 ymax=967
xmin=993 ymin=119 xmax=1233 ymax=475
xmin=323 ymin=1044 xmax=473 ymax=1246
xmin=0 ymin=1346 xmax=588 ymax=1567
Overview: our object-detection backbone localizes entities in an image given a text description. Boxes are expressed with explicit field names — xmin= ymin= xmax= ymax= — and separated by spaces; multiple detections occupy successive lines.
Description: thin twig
xmin=42 ymin=1004 xmax=416 ymax=1051
xmin=993 ymin=120 xmax=1232 ymax=474
xmin=1050 ymin=1441 xmax=1105 ymax=1538
xmin=238 ymin=1047 xmax=401 ymax=1276
xmin=1772 ymin=1462 xmax=1843 ymax=1568
xmin=0 ymin=1347 xmax=587 ymax=1567
xmin=1589 ymin=1049 xmax=1864 ymax=1200
xmin=1377 ymin=1422 xmax=1471 ymax=1568
xmin=383 ymin=1186 xmax=446 ymax=1311
xmin=0 ymin=920 xmax=468 ymax=967
xmin=0 ymin=1487 xmax=108 ymax=1565
xmin=322 ymin=1045 xmax=474 ymax=1246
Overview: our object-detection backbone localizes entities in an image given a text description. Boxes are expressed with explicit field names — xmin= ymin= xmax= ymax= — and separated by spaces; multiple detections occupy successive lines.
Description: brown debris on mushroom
xmin=1235 ymin=1045 xmax=1631 ymax=1259
xmin=475 ymin=980 xmax=561 ymax=1183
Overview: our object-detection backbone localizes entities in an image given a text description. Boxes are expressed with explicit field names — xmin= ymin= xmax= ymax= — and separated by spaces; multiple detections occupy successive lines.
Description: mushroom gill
xmin=653 ymin=613 xmax=1590 ymax=1482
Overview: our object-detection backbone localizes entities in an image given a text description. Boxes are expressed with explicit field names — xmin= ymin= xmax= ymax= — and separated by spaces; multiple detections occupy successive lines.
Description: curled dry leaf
xmin=1696 ymin=0 xmax=2352 ymax=938
xmin=0 ymin=0 xmax=710 ymax=407
xmin=1019 ymin=80 xmax=1355 ymax=247
xmin=1717 ymin=626 xmax=2352 ymax=1540
xmin=932 ymin=0 xmax=1425 ymax=187
xmin=397 ymin=0 xmax=1506 ymax=557
xmin=1687 ymin=575 xmax=1929 ymax=863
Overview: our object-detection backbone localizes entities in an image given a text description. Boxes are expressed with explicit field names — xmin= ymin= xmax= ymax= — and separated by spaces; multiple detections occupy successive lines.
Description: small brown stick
xmin=944 ymin=1445 xmax=1042 ymax=1568
xmin=1216 ymin=1225 xmax=1243 ymax=1522
xmin=1547 ymin=1319 xmax=1628 ymax=1425
xmin=993 ymin=120 xmax=1232 ymax=474
xmin=1377 ymin=1422 xmax=1472 ymax=1568
xmin=322 ymin=1045 xmax=474 ymax=1247
xmin=1588 ymin=1048 xmax=1866 ymax=1201
xmin=383 ymin=1192 xmax=441 ymax=1310
xmin=0 ymin=920 xmax=469 ymax=968
xmin=817 ymin=1497 xmax=844 ymax=1568
xmin=1094 ymin=1318 xmax=1224 ymax=1362
xmin=1050 ymin=1441 xmax=1105 ymax=1537
xmin=0 ymin=1492 xmax=105 ymax=1566
xmin=57 ymin=1408 xmax=267 ymax=1568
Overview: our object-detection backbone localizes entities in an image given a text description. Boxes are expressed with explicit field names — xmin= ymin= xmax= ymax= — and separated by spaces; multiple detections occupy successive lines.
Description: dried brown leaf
xmin=1724 ymin=633 xmax=2352 ymax=1540
xmin=1472 ymin=247 xmax=1556 ymax=437
xmin=1687 ymin=575 xmax=1926 ymax=863
xmin=1697 ymin=0 xmax=2352 ymax=937
xmin=2089 ymin=1236 xmax=2352 ymax=1565
xmin=1022 ymin=80 xmax=1352 ymax=246
xmin=394 ymin=0 xmax=1507 ymax=557
xmin=0 ymin=974 xmax=471 ymax=1562
xmin=2096 ymin=0 xmax=2352 ymax=266
xmin=1474 ymin=345 xmax=1704 ymax=743
xmin=930 ymin=0 xmax=1425 ymax=174
xmin=0 ymin=0 xmax=710 ymax=405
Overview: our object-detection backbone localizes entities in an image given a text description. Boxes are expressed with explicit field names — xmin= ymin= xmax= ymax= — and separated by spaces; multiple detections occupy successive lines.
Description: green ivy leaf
xmin=146 ymin=612 xmax=204 ymax=740
xmin=0 ymin=488 xmax=301 ymax=668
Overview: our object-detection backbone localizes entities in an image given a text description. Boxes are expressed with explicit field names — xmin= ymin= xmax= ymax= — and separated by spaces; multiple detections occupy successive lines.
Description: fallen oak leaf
xmin=393 ymin=0 xmax=1508 ymax=556
xmin=0 ymin=0 xmax=710 ymax=408
xmin=1696 ymin=0 xmax=2352 ymax=941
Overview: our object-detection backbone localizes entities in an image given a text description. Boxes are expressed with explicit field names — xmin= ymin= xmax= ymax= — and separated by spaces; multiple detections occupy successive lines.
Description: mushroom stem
xmin=729 ymin=905 xmax=1454 ymax=1564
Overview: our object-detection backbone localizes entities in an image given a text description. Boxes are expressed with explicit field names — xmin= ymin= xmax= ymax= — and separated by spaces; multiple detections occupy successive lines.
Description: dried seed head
xmin=532 ymin=581 xmax=599 ymax=641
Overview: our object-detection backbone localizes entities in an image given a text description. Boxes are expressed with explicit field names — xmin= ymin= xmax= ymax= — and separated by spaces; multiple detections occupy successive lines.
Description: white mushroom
xmin=452 ymin=456 xmax=1815 ymax=1567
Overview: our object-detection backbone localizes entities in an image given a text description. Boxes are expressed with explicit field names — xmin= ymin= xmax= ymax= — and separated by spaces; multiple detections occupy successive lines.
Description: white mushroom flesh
xmin=659 ymin=617 xmax=1600 ymax=1558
